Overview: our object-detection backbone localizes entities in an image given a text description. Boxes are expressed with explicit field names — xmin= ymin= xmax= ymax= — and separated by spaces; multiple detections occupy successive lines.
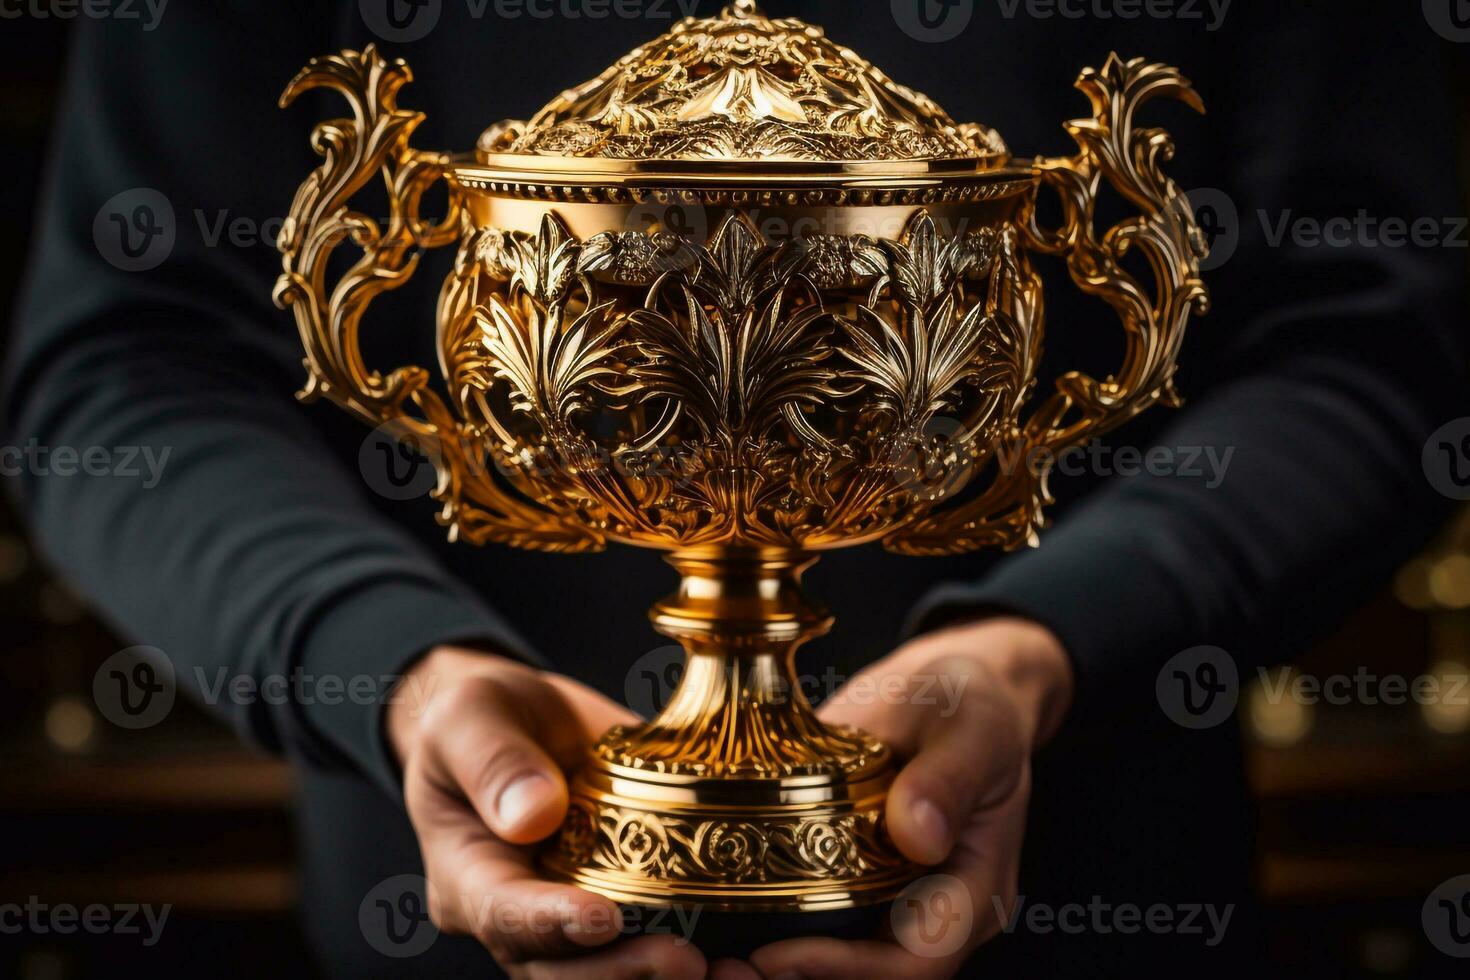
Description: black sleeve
xmin=911 ymin=7 xmax=1470 ymax=707
xmin=3 ymin=5 xmax=542 ymax=796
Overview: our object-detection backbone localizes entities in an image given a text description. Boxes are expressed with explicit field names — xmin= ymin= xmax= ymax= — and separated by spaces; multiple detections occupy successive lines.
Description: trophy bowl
xmin=275 ymin=0 xmax=1207 ymax=914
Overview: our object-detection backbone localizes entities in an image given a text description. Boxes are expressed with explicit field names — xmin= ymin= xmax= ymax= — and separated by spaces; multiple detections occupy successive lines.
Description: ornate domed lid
xmin=476 ymin=0 xmax=1007 ymax=174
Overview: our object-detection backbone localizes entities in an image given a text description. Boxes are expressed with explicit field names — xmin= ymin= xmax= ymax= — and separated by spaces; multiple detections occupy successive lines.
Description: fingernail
xmin=912 ymin=799 xmax=950 ymax=861
xmin=496 ymin=773 xmax=555 ymax=828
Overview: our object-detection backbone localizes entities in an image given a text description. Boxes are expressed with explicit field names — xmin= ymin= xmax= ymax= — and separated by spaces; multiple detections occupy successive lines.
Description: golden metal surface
xmin=275 ymin=2 xmax=1208 ymax=911
xmin=478 ymin=1 xmax=1007 ymax=166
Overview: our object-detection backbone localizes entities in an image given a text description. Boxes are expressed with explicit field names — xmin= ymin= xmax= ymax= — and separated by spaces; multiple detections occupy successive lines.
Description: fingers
xmin=706 ymin=958 xmax=763 ymax=980
xmin=750 ymin=937 xmax=942 ymax=980
xmin=515 ymin=934 xmax=707 ymax=980
xmin=885 ymin=669 xmax=1026 ymax=866
xmin=427 ymin=835 xmax=625 ymax=962
xmin=822 ymin=653 xmax=1025 ymax=867
xmin=888 ymin=789 xmax=1030 ymax=971
xmin=752 ymin=788 xmax=1030 ymax=978
xmin=789 ymin=648 xmax=1034 ymax=972
xmin=416 ymin=672 xmax=575 ymax=844
xmin=402 ymin=663 xmax=645 ymax=969
xmin=422 ymin=826 xmax=705 ymax=976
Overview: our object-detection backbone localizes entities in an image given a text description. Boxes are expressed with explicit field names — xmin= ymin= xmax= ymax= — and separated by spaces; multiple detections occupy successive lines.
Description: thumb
xmin=421 ymin=675 xmax=572 ymax=845
xmin=884 ymin=692 xmax=1025 ymax=866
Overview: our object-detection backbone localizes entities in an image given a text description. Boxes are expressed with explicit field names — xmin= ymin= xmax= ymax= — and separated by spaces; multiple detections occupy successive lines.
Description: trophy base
xmin=541 ymin=549 xmax=919 ymax=914
xmin=541 ymin=741 xmax=916 ymax=913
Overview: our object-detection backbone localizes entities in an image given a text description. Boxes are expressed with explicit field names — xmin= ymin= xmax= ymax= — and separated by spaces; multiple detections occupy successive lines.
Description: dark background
xmin=3 ymin=6 xmax=1470 ymax=979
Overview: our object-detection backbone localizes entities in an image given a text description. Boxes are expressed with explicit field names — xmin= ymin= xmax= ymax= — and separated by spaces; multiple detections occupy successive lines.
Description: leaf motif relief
xmin=620 ymin=215 xmax=849 ymax=457
xmin=475 ymin=296 xmax=624 ymax=429
xmin=441 ymin=203 xmax=1044 ymax=551
xmin=735 ymin=300 xmax=842 ymax=436
xmin=694 ymin=213 xmax=772 ymax=312
xmin=838 ymin=306 xmax=913 ymax=418
xmin=505 ymin=213 xmax=582 ymax=306
xmin=880 ymin=212 xmax=950 ymax=310
xmin=840 ymin=277 xmax=998 ymax=427
xmin=922 ymin=295 xmax=999 ymax=415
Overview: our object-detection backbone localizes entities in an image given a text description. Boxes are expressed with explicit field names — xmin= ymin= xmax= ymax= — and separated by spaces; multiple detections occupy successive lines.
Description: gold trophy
xmin=275 ymin=0 xmax=1207 ymax=913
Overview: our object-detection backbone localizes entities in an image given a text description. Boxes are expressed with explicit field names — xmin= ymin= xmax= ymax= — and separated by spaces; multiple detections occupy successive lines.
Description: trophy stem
xmin=636 ymin=550 xmax=873 ymax=777
xmin=541 ymin=548 xmax=916 ymax=912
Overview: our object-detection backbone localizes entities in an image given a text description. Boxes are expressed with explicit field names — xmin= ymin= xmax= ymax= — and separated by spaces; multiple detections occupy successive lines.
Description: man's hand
xmin=386 ymin=646 xmax=707 ymax=979
xmin=749 ymin=617 xmax=1074 ymax=980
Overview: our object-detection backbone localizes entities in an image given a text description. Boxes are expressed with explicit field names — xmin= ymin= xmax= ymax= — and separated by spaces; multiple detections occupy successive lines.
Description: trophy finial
xmin=730 ymin=0 xmax=759 ymax=16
